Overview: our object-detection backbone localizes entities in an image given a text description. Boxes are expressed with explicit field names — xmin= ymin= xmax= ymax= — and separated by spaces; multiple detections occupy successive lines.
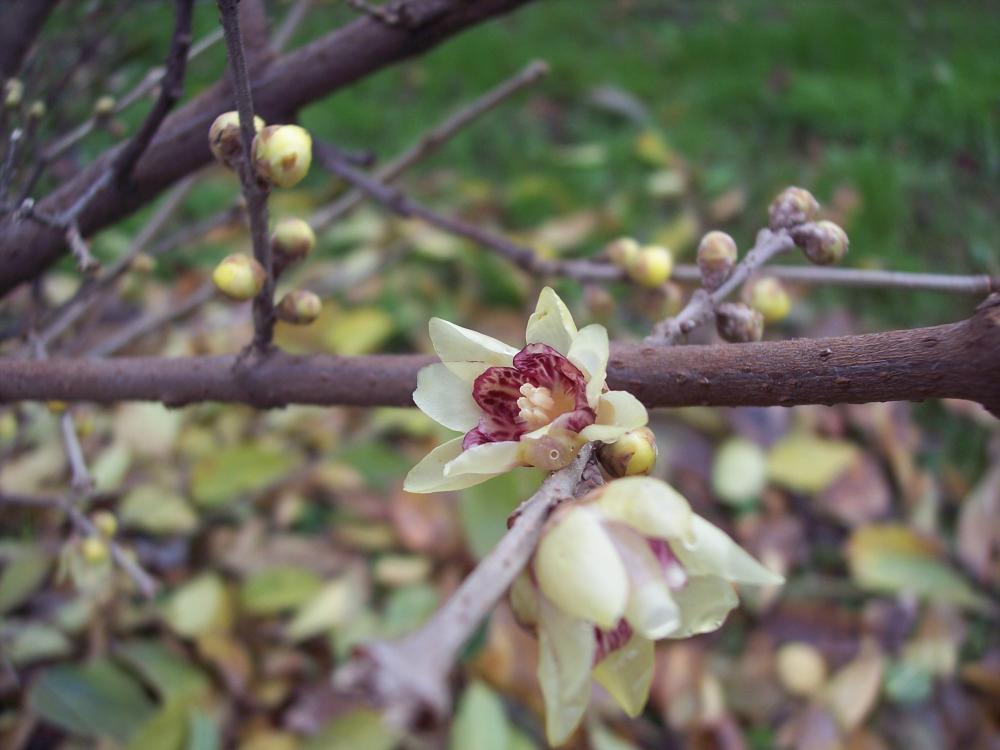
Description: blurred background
xmin=1 ymin=1 xmax=998 ymax=748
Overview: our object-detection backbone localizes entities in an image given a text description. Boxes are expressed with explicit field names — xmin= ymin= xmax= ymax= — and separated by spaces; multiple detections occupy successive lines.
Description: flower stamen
xmin=517 ymin=383 xmax=559 ymax=428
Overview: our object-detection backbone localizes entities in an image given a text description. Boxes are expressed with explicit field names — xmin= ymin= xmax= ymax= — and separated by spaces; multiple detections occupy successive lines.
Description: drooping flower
xmin=404 ymin=288 xmax=648 ymax=493
xmin=512 ymin=476 xmax=784 ymax=746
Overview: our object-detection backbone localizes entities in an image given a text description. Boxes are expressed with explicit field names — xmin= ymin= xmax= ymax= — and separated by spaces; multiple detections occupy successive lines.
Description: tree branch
xmin=3 ymin=296 xmax=998 ymax=414
xmin=0 ymin=0 xmax=540 ymax=296
xmin=0 ymin=0 xmax=62 ymax=78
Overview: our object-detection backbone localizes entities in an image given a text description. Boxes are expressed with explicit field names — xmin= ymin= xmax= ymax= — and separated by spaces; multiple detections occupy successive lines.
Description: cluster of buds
xmin=747 ymin=275 xmax=791 ymax=323
xmin=513 ymin=476 xmax=783 ymax=745
xmin=716 ymin=301 xmax=764 ymax=343
xmin=80 ymin=511 xmax=118 ymax=565
xmin=208 ymin=115 xmax=321 ymax=324
xmin=605 ymin=236 xmax=674 ymax=288
xmin=696 ymin=230 xmax=737 ymax=291
xmin=769 ymin=186 xmax=850 ymax=265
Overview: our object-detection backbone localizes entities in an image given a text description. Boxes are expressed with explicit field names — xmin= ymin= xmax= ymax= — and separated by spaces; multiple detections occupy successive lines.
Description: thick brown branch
xmin=0 ymin=0 xmax=538 ymax=296
xmin=0 ymin=0 xmax=62 ymax=78
xmin=2 ymin=297 xmax=998 ymax=414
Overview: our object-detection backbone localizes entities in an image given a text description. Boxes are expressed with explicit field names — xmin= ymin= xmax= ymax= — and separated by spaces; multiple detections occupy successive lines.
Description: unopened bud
xmin=794 ymin=220 xmax=848 ymax=265
xmin=27 ymin=100 xmax=46 ymax=121
xmin=212 ymin=254 xmax=266 ymax=301
xmin=606 ymin=236 xmax=640 ymax=269
xmin=597 ymin=427 xmax=657 ymax=478
xmin=637 ymin=282 xmax=684 ymax=319
xmin=4 ymin=79 xmax=23 ymax=109
xmin=130 ymin=253 xmax=156 ymax=273
xmin=627 ymin=245 xmax=673 ymax=288
xmin=748 ymin=276 xmax=791 ymax=323
xmin=768 ymin=186 xmax=818 ymax=230
xmin=518 ymin=428 xmax=584 ymax=471
xmin=209 ymin=111 xmax=265 ymax=166
xmin=697 ymin=231 xmax=737 ymax=291
xmin=252 ymin=124 xmax=312 ymax=188
xmin=276 ymin=289 xmax=321 ymax=325
xmin=80 ymin=536 xmax=109 ymax=565
xmin=271 ymin=218 xmax=315 ymax=263
xmin=93 ymin=95 xmax=116 ymax=119
xmin=92 ymin=511 xmax=118 ymax=538
xmin=716 ymin=302 xmax=763 ymax=343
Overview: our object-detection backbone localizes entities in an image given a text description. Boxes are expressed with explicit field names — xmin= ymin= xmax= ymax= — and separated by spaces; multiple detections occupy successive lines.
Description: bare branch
xmin=0 ymin=0 xmax=62 ymax=78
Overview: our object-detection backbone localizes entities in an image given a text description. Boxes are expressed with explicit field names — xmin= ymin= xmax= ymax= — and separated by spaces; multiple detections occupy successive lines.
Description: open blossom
xmin=404 ymin=288 xmax=648 ymax=493
xmin=512 ymin=477 xmax=784 ymax=746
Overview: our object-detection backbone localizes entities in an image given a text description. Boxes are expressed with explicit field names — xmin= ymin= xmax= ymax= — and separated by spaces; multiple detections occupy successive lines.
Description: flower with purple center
xmin=511 ymin=477 xmax=784 ymax=745
xmin=404 ymin=287 xmax=648 ymax=493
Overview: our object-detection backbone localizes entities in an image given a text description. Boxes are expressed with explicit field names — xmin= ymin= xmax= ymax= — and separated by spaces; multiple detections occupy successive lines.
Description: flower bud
xmin=606 ymin=236 xmax=640 ymax=269
xmin=27 ymin=100 xmax=46 ymax=122
xmin=697 ymin=231 xmax=737 ymax=291
xmin=748 ymin=276 xmax=791 ymax=323
xmin=130 ymin=253 xmax=156 ymax=273
xmin=271 ymin=218 xmax=315 ymax=263
xmin=4 ymin=79 xmax=23 ymax=109
xmin=776 ymin=642 xmax=828 ymax=696
xmin=597 ymin=427 xmax=657 ymax=477
xmin=794 ymin=220 xmax=848 ymax=265
xmin=768 ymin=186 xmax=819 ymax=230
xmin=276 ymin=289 xmax=321 ymax=325
xmin=92 ymin=511 xmax=118 ymax=538
xmin=252 ymin=124 xmax=312 ymax=188
xmin=212 ymin=254 xmax=266 ymax=301
xmin=627 ymin=245 xmax=673 ymax=288
xmin=93 ymin=95 xmax=116 ymax=119
xmin=636 ymin=282 xmax=684 ymax=319
xmin=80 ymin=536 xmax=109 ymax=565
xmin=715 ymin=302 xmax=763 ymax=343
xmin=209 ymin=111 xmax=265 ymax=166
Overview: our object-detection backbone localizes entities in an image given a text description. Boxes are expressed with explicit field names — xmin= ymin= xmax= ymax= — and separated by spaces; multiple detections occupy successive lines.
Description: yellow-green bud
xmin=716 ymin=302 xmax=764 ymax=343
xmin=209 ymin=111 xmax=265 ymax=166
xmin=92 ymin=511 xmax=118 ymax=538
xmin=276 ymin=289 xmax=321 ymax=325
xmin=748 ymin=276 xmax=791 ymax=323
xmin=4 ymin=79 xmax=23 ymax=109
xmin=27 ymin=100 xmax=46 ymax=121
xmin=130 ymin=253 xmax=156 ymax=273
xmin=606 ymin=236 xmax=640 ymax=269
xmin=252 ymin=124 xmax=312 ymax=188
xmin=47 ymin=400 xmax=67 ymax=414
xmin=776 ymin=642 xmax=828 ymax=696
xmin=80 ymin=536 xmax=109 ymax=565
xmin=597 ymin=427 xmax=657 ymax=478
xmin=795 ymin=220 xmax=848 ymax=265
xmin=271 ymin=218 xmax=315 ymax=262
xmin=93 ymin=95 xmax=116 ymax=119
xmin=697 ymin=231 xmax=737 ymax=291
xmin=627 ymin=245 xmax=673 ymax=288
xmin=212 ymin=254 xmax=266 ymax=301
xmin=768 ymin=186 xmax=819 ymax=230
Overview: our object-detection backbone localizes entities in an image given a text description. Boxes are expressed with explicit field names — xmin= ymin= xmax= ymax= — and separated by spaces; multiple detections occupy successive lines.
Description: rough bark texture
xmin=3 ymin=296 xmax=998 ymax=415
xmin=0 ymin=0 xmax=537 ymax=296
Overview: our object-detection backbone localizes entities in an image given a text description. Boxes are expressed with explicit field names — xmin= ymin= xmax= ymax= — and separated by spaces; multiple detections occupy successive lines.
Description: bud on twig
xmin=627 ymin=245 xmax=673 ymax=288
xmin=793 ymin=220 xmax=849 ymax=265
xmin=697 ymin=231 xmax=737 ymax=291
xmin=252 ymin=124 xmax=313 ymax=188
xmin=768 ymin=186 xmax=818 ymax=230
xmin=606 ymin=236 xmax=640 ymax=268
xmin=636 ymin=282 xmax=684 ymax=319
xmin=3 ymin=79 xmax=23 ymax=109
xmin=93 ymin=95 xmax=116 ymax=121
xmin=209 ymin=111 xmax=265 ymax=167
xmin=276 ymin=289 xmax=322 ymax=325
xmin=27 ymin=100 xmax=46 ymax=122
xmin=716 ymin=302 xmax=764 ymax=343
xmin=212 ymin=254 xmax=266 ymax=301
xmin=597 ymin=427 xmax=657 ymax=477
xmin=748 ymin=276 xmax=791 ymax=323
xmin=80 ymin=536 xmax=109 ymax=565
xmin=92 ymin=511 xmax=118 ymax=538
xmin=271 ymin=218 xmax=316 ymax=263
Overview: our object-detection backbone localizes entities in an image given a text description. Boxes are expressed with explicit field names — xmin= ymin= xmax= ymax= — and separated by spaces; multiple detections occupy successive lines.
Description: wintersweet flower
xmin=511 ymin=477 xmax=784 ymax=746
xmin=404 ymin=288 xmax=648 ymax=493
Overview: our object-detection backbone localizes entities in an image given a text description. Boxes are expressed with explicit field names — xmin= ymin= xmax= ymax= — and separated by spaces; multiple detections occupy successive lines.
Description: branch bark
xmin=0 ymin=0 xmax=62 ymax=78
xmin=3 ymin=296 xmax=998 ymax=415
xmin=0 ymin=0 xmax=539 ymax=296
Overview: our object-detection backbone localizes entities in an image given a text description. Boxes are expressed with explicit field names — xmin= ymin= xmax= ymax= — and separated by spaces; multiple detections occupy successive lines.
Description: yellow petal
xmin=535 ymin=507 xmax=628 ymax=629
xmin=667 ymin=576 xmax=739 ymax=638
xmin=593 ymin=476 xmax=693 ymax=542
xmin=412 ymin=363 xmax=480 ymax=431
xmin=567 ymin=323 xmax=609 ymax=409
xmin=592 ymin=633 xmax=654 ymax=717
xmin=403 ymin=437 xmax=498 ymax=493
xmin=526 ymin=287 xmax=578 ymax=356
xmin=672 ymin=516 xmax=785 ymax=586
xmin=579 ymin=390 xmax=648 ymax=443
xmin=606 ymin=524 xmax=682 ymax=639
xmin=537 ymin=599 xmax=595 ymax=747
xmin=428 ymin=318 xmax=517 ymax=382
xmin=443 ymin=440 xmax=521 ymax=477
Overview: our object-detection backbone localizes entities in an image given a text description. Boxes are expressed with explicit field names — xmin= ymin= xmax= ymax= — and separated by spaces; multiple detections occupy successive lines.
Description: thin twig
xmin=0 ymin=129 xmax=23 ymax=204
xmin=217 ymin=0 xmax=274 ymax=351
xmin=58 ymin=411 xmax=92 ymax=493
xmin=345 ymin=0 xmax=403 ymax=27
xmin=271 ymin=0 xmax=313 ymax=50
